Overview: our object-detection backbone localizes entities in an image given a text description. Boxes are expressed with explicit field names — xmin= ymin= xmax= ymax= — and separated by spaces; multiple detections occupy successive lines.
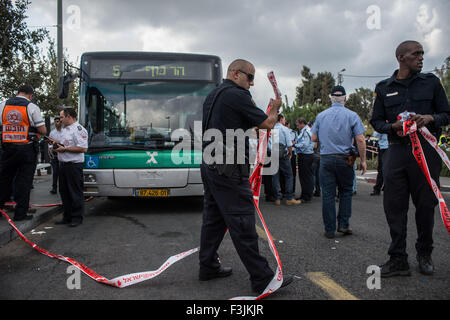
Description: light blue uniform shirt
xmin=289 ymin=129 xmax=298 ymax=155
xmin=273 ymin=123 xmax=293 ymax=148
xmin=295 ymin=126 xmax=314 ymax=154
xmin=373 ymin=131 xmax=388 ymax=150
xmin=311 ymin=103 xmax=366 ymax=155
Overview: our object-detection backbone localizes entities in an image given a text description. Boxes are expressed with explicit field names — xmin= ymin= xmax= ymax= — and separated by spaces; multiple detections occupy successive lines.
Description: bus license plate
xmin=135 ymin=189 xmax=169 ymax=197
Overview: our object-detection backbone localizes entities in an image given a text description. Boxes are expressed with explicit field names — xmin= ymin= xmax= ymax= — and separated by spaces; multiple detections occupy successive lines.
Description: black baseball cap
xmin=331 ymin=85 xmax=346 ymax=96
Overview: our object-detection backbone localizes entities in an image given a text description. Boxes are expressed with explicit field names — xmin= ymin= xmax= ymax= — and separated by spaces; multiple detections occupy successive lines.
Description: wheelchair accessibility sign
xmin=85 ymin=156 xmax=99 ymax=169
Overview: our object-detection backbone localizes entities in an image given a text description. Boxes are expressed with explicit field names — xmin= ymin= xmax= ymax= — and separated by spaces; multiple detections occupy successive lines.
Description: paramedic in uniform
xmin=199 ymin=59 xmax=293 ymax=294
xmin=370 ymin=40 xmax=450 ymax=277
xmin=53 ymin=107 xmax=88 ymax=227
xmin=0 ymin=85 xmax=46 ymax=221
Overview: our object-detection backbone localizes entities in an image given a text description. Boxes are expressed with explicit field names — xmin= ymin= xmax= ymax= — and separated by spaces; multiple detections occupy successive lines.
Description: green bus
xmin=65 ymin=52 xmax=222 ymax=197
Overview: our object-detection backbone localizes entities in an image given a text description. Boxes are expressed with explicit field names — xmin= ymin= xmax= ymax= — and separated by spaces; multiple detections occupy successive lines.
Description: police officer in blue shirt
xmin=199 ymin=59 xmax=293 ymax=294
xmin=272 ymin=114 xmax=301 ymax=206
xmin=311 ymin=86 xmax=367 ymax=238
xmin=295 ymin=117 xmax=315 ymax=202
xmin=370 ymin=40 xmax=450 ymax=277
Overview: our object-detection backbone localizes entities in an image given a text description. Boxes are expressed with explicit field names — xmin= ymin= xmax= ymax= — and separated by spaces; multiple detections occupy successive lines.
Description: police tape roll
xmin=1 ymin=73 xmax=285 ymax=299
xmin=401 ymin=115 xmax=450 ymax=234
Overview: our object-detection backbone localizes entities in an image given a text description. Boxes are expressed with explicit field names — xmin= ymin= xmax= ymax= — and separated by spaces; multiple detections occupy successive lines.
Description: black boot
xmin=380 ymin=258 xmax=411 ymax=278
xmin=417 ymin=255 xmax=434 ymax=275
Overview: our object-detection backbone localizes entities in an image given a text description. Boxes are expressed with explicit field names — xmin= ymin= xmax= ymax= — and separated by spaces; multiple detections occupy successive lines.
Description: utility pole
xmin=337 ymin=68 xmax=346 ymax=86
xmin=57 ymin=0 xmax=63 ymax=78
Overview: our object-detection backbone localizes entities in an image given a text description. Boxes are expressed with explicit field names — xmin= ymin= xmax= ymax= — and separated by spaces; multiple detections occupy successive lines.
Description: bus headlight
xmin=84 ymin=173 xmax=97 ymax=183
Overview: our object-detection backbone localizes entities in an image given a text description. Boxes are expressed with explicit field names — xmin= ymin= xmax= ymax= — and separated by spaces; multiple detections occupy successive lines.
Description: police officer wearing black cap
xmin=0 ymin=85 xmax=47 ymax=221
xmin=199 ymin=59 xmax=293 ymax=294
xmin=371 ymin=40 xmax=450 ymax=277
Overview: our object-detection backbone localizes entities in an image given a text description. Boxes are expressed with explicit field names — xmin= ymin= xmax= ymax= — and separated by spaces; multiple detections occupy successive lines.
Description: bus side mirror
xmin=58 ymin=73 xmax=79 ymax=99
xmin=58 ymin=76 xmax=70 ymax=99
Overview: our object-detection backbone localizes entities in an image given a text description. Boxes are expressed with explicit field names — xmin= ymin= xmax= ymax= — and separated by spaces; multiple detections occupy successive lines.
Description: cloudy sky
xmin=27 ymin=0 xmax=450 ymax=108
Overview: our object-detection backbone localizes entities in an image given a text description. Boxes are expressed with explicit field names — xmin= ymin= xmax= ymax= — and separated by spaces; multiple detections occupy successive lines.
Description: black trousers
xmin=298 ymin=153 xmax=314 ymax=201
xmin=383 ymin=137 xmax=441 ymax=260
xmin=51 ymin=158 xmax=60 ymax=191
xmin=199 ymin=164 xmax=274 ymax=292
xmin=311 ymin=155 xmax=321 ymax=193
xmin=59 ymin=162 xmax=84 ymax=223
xmin=373 ymin=148 xmax=386 ymax=192
xmin=0 ymin=143 xmax=37 ymax=219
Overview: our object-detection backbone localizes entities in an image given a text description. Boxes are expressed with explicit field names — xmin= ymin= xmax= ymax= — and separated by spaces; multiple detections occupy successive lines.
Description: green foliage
xmin=434 ymin=56 xmax=450 ymax=102
xmin=346 ymin=87 xmax=374 ymax=123
xmin=296 ymin=66 xmax=335 ymax=107
xmin=0 ymin=0 xmax=78 ymax=116
xmin=0 ymin=0 xmax=48 ymax=98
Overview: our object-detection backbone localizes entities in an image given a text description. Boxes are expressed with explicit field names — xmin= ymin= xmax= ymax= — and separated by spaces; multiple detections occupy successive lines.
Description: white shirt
xmin=0 ymin=96 xmax=44 ymax=127
xmin=57 ymin=121 xmax=88 ymax=163
xmin=49 ymin=127 xmax=64 ymax=143
xmin=48 ymin=128 xmax=64 ymax=157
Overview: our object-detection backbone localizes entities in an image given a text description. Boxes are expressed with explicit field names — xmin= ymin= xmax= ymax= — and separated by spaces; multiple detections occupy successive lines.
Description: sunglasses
xmin=238 ymin=69 xmax=254 ymax=82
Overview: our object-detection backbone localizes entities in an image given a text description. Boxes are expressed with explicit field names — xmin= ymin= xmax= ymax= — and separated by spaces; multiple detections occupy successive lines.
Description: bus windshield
xmin=85 ymin=81 xmax=215 ymax=150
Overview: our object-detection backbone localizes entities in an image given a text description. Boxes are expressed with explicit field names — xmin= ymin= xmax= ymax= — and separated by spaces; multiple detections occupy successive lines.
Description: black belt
xmin=324 ymin=154 xmax=349 ymax=158
xmin=59 ymin=161 xmax=83 ymax=166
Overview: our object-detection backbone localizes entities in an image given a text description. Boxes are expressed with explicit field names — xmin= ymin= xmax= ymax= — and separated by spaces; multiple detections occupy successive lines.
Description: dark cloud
xmin=29 ymin=0 xmax=450 ymax=106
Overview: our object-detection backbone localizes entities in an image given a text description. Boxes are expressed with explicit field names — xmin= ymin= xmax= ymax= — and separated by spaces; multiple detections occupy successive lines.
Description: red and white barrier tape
xmin=0 ymin=207 xmax=199 ymax=288
xmin=1 ymin=73 xmax=285 ymax=299
xmin=401 ymin=117 xmax=450 ymax=234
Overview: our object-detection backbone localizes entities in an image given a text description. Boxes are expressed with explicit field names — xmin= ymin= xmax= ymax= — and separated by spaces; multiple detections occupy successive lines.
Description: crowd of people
xmin=200 ymin=40 xmax=449 ymax=294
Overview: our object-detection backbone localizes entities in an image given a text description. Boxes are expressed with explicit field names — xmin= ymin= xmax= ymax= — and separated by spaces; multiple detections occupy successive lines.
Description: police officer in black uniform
xmin=0 ymin=85 xmax=47 ymax=221
xmin=199 ymin=59 xmax=293 ymax=294
xmin=370 ymin=40 xmax=450 ymax=277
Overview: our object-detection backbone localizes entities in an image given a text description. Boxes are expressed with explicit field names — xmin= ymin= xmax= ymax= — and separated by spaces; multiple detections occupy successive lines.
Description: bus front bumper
xmin=83 ymin=168 xmax=204 ymax=197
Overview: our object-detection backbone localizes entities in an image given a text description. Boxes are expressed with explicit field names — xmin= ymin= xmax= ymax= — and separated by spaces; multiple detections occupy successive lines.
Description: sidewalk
xmin=0 ymin=168 xmax=63 ymax=247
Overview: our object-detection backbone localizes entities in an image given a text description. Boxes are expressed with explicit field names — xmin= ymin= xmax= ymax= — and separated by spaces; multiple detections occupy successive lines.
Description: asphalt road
xmin=1 ymin=180 xmax=449 ymax=300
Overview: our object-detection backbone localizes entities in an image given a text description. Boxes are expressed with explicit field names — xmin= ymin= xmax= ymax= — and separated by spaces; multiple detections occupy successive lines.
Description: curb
xmin=0 ymin=205 xmax=63 ymax=248
xmin=357 ymin=176 xmax=450 ymax=192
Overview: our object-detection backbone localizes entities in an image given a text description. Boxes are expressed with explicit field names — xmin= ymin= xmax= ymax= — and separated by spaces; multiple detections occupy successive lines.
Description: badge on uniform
xmin=386 ymin=92 xmax=399 ymax=97
xmin=78 ymin=126 xmax=82 ymax=131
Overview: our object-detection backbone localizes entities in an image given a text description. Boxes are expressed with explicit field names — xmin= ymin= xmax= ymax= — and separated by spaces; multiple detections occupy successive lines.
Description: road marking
xmin=306 ymin=272 xmax=359 ymax=300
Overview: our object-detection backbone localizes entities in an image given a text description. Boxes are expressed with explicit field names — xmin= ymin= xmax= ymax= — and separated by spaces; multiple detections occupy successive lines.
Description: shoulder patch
xmin=78 ymin=126 xmax=82 ymax=131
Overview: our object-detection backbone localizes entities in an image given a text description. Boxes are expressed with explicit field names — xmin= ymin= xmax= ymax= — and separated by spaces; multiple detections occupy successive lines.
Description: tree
xmin=0 ymin=0 xmax=48 ymax=99
xmin=39 ymin=40 xmax=79 ymax=117
xmin=0 ymin=1 xmax=78 ymax=116
xmin=346 ymin=87 xmax=374 ymax=122
xmin=435 ymin=56 xmax=450 ymax=101
xmin=296 ymin=65 xmax=335 ymax=107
